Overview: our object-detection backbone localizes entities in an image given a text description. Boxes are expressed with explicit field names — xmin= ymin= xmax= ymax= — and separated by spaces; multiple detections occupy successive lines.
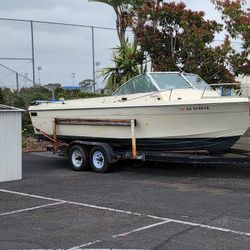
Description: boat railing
xmin=201 ymin=83 xmax=248 ymax=98
xmin=115 ymin=83 xmax=249 ymax=102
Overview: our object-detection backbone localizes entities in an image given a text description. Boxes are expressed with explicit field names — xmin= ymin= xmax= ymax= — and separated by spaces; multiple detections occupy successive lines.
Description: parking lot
xmin=0 ymin=153 xmax=250 ymax=249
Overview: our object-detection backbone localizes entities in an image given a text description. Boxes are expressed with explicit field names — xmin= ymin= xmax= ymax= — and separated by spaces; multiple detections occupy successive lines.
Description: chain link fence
xmin=0 ymin=18 xmax=120 ymax=90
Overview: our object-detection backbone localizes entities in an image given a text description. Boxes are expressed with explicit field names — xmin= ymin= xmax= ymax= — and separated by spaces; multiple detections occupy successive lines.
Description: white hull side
xmin=30 ymin=101 xmax=250 ymax=140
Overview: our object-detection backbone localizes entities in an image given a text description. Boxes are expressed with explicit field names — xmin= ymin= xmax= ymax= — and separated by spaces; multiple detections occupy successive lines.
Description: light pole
xmin=23 ymin=73 xmax=28 ymax=87
xmin=95 ymin=61 xmax=100 ymax=91
xmin=72 ymin=72 xmax=76 ymax=86
xmin=37 ymin=66 xmax=42 ymax=85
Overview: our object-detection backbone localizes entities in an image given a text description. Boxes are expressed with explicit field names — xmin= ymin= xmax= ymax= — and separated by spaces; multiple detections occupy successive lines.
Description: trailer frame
xmin=35 ymin=118 xmax=250 ymax=172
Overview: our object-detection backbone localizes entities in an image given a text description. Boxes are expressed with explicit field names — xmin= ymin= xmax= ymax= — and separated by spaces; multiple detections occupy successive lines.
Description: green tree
xmin=0 ymin=88 xmax=4 ymax=103
xmin=2 ymin=88 xmax=15 ymax=106
xmin=13 ymin=96 xmax=34 ymax=134
xmin=132 ymin=1 xmax=237 ymax=83
xmin=101 ymin=39 xmax=147 ymax=92
xmin=212 ymin=0 xmax=250 ymax=75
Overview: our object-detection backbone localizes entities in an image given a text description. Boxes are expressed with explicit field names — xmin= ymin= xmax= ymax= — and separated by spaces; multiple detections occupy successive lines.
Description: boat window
xmin=150 ymin=73 xmax=191 ymax=90
xmin=183 ymin=74 xmax=212 ymax=90
xmin=114 ymin=75 xmax=158 ymax=95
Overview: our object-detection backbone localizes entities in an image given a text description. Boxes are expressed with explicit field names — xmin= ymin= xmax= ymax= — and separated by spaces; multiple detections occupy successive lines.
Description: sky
xmin=0 ymin=0 xmax=248 ymax=88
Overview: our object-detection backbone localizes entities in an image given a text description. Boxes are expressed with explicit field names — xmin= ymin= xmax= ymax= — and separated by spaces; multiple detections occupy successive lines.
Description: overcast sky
xmin=0 ymin=0 xmax=248 ymax=88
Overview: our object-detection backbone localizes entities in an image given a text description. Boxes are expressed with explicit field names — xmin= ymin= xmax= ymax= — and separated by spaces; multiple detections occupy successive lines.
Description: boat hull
xmin=30 ymin=99 xmax=250 ymax=153
xmin=39 ymin=134 xmax=240 ymax=152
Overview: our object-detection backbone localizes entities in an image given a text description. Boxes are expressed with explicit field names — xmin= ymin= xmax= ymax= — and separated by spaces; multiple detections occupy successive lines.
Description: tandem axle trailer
xmin=35 ymin=118 xmax=250 ymax=173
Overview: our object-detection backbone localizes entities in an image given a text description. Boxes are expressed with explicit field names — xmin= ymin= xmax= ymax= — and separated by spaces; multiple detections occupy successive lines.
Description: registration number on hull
xmin=180 ymin=106 xmax=210 ymax=111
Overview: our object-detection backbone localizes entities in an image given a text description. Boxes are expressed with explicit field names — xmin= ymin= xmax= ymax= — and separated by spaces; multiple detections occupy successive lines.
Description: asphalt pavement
xmin=0 ymin=152 xmax=250 ymax=249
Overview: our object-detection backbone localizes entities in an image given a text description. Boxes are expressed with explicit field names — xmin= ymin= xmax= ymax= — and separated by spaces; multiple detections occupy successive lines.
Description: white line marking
xmin=67 ymin=239 xmax=102 ymax=250
xmin=112 ymin=220 xmax=170 ymax=238
xmin=0 ymin=189 xmax=64 ymax=202
xmin=0 ymin=202 xmax=66 ymax=216
xmin=68 ymin=221 xmax=169 ymax=249
xmin=1 ymin=189 xmax=250 ymax=238
xmin=65 ymin=200 xmax=146 ymax=217
xmin=0 ymin=189 xmax=149 ymax=218
xmin=166 ymin=218 xmax=250 ymax=237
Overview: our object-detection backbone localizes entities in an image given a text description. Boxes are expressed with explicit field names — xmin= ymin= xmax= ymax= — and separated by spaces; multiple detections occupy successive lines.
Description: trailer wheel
xmin=90 ymin=146 xmax=111 ymax=173
xmin=68 ymin=145 xmax=89 ymax=171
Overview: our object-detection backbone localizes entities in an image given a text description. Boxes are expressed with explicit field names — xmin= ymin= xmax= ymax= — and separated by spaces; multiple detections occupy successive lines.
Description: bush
xmin=0 ymin=88 xmax=4 ymax=103
xmin=0 ymin=86 xmax=105 ymax=136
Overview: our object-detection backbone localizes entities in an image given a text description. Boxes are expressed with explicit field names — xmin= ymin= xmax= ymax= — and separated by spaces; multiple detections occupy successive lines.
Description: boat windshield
xmin=183 ymin=73 xmax=212 ymax=90
xmin=149 ymin=73 xmax=192 ymax=90
xmin=113 ymin=74 xmax=158 ymax=96
xmin=113 ymin=72 xmax=213 ymax=96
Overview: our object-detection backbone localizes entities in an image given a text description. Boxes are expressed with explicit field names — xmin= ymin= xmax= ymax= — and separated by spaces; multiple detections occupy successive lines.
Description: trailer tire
xmin=68 ymin=145 xmax=89 ymax=171
xmin=89 ymin=146 xmax=111 ymax=173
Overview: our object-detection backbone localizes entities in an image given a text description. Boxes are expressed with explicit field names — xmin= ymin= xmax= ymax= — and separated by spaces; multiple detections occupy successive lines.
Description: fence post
xmin=30 ymin=21 xmax=36 ymax=86
xmin=91 ymin=26 xmax=96 ymax=93
xmin=16 ymin=73 xmax=19 ymax=97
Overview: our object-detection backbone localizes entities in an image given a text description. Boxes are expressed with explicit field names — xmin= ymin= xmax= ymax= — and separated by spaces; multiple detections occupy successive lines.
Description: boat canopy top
xmin=113 ymin=72 xmax=212 ymax=96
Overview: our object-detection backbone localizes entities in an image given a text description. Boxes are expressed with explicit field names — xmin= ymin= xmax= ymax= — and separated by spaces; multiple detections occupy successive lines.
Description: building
xmin=0 ymin=104 xmax=23 ymax=182
xmin=62 ymin=86 xmax=81 ymax=90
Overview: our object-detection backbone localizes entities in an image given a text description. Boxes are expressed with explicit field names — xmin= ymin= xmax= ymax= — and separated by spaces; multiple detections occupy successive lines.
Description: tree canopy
xmin=132 ymin=1 xmax=240 ymax=83
xmin=212 ymin=0 xmax=250 ymax=75
xmin=91 ymin=0 xmax=250 ymax=87
xmin=0 ymin=88 xmax=4 ymax=103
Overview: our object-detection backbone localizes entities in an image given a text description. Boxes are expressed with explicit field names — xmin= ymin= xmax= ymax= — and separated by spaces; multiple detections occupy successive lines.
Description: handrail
xmin=210 ymin=83 xmax=242 ymax=87
xmin=201 ymin=83 xmax=245 ymax=98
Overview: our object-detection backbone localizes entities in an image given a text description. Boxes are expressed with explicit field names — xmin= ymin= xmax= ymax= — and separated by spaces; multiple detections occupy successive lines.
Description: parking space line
xmin=68 ymin=221 xmax=170 ymax=249
xmin=167 ymin=218 xmax=250 ymax=237
xmin=0 ymin=202 xmax=66 ymax=216
xmin=68 ymin=239 xmax=102 ymax=250
xmin=1 ymin=188 xmax=250 ymax=238
xmin=0 ymin=189 xmax=64 ymax=202
xmin=112 ymin=220 xmax=171 ymax=238
xmin=66 ymin=200 xmax=151 ymax=218
xmin=0 ymin=189 xmax=153 ymax=218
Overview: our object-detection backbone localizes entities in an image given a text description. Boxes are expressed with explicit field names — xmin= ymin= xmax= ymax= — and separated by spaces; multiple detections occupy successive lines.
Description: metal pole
xmin=0 ymin=17 xmax=117 ymax=31
xmin=0 ymin=57 xmax=32 ymax=61
xmin=95 ymin=61 xmax=100 ymax=91
xmin=91 ymin=26 xmax=96 ymax=93
xmin=16 ymin=73 xmax=19 ymax=97
xmin=131 ymin=119 xmax=137 ymax=160
xmin=30 ymin=21 xmax=36 ymax=86
xmin=38 ymin=66 xmax=42 ymax=85
xmin=72 ymin=72 xmax=76 ymax=86
xmin=52 ymin=119 xmax=57 ymax=153
xmin=0 ymin=63 xmax=33 ymax=84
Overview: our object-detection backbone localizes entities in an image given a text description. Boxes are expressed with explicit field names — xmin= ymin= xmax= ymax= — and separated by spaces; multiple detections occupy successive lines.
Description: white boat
xmin=29 ymin=72 xmax=250 ymax=152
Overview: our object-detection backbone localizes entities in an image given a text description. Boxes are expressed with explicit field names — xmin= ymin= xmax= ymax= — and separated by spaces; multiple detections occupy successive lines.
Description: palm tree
xmin=101 ymin=39 xmax=147 ymax=92
xmin=89 ymin=0 xmax=138 ymax=46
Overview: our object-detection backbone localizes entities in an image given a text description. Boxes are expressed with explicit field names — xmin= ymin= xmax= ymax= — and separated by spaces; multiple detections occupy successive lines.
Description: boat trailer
xmin=34 ymin=118 xmax=250 ymax=173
